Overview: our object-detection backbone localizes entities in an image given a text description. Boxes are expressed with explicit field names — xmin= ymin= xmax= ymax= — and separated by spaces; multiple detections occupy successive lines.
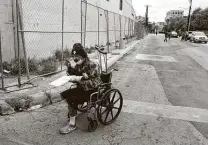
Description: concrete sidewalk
xmin=0 ymin=38 xmax=144 ymax=116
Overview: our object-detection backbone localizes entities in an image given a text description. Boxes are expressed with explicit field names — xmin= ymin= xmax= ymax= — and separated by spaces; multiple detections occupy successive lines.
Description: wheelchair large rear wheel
xmin=97 ymin=89 xmax=123 ymax=125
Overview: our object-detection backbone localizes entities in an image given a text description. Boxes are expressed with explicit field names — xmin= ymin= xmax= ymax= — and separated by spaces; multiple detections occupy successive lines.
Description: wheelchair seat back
xmin=100 ymin=72 xmax=112 ymax=83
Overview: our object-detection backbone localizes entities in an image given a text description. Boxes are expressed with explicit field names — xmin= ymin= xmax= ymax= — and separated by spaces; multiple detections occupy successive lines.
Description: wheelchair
xmin=67 ymin=45 xmax=123 ymax=132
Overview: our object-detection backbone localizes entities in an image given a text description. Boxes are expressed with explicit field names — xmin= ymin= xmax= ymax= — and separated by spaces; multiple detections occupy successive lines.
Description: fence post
xmin=0 ymin=31 xmax=4 ymax=90
xmin=61 ymin=0 xmax=65 ymax=70
xmin=128 ymin=18 xmax=130 ymax=41
xmin=119 ymin=14 xmax=122 ymax=40
xmin=106 ymin=10 xmax=110 ymax=53
xmin=131 ymin=20 xmax=133 ymax=38
xmin=84 ymin=1 xmax=87 ymax=48
xmin=113 ymin=13 xmax=116 ymax=47
xmin=124 ymin=16 xmax=126 ymax=41
xmin=132 ymin=20 xmax=134 ymax=37
xmin=11 ymin=0 xmax=17 ymax=59
xmin=135 ymin=21 xmax=136 ymax=37
xmin=129 ymin=18 xmax=131 ymax=38
xmin=81 ymin=0 xmax=83 ymax=45
xmin=132 ymin=20 xmax=133 ymax=37
xmin=18 ymin=1 xmax=30 ymax=80
xmin=126 ymin=17 xmax=129 ymax=43
xmin=16 ymin=0 xmax=21 ymax=87
xmin=98 ymin=7 xmax=100 ymax=46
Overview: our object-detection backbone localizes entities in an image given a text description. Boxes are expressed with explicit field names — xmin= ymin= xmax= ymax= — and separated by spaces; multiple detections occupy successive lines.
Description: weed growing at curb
xmin=38 ymin=56 xmax=58 ymax=75
xmin=54 ymin=48 xmax=72 ymax=61
xmin=3 ymin=58 xmax=39 ymax=75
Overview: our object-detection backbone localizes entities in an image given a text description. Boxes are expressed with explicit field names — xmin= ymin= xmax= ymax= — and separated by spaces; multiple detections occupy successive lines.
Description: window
xmin=119 ymin=0 xmax=123 ymax=11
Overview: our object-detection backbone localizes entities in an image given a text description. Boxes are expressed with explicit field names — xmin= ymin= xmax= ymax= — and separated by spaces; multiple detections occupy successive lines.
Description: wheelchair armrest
xmin=99 ymin=83 xmax=112 ymax=87
xmin=95 ymin=45 xmax=107 ymax=55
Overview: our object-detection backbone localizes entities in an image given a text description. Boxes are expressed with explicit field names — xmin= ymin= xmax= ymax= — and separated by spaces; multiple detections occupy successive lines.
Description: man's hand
xmin=65 ymin=60 xmax=71 ymax=68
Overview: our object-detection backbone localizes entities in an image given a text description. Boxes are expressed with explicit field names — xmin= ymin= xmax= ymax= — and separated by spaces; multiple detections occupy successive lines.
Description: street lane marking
xmin=136 ymin=54 xmax=177 ymax=62
xmin=122 ymin=100 xmax=208 ymax=123
xmin=7 ymin=137 xmax=33 ymax=145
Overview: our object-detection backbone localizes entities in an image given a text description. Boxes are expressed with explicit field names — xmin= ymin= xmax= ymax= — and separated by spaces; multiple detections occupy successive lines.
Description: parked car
xmin=189 ymin=31 xmax=208 ymax=43
xmin=187 ymin=31 xmax=193 ymax=40
xmin=170 ymin=31 xmax=178 ymax=38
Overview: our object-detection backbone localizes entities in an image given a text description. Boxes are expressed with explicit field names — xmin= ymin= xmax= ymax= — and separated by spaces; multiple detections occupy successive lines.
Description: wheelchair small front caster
xmin=88 ymin=118 xmax=98 ymax=132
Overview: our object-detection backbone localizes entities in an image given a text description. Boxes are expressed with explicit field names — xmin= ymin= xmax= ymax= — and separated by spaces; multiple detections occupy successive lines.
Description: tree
xmin=190 ymin=7 xmax=208 ymax=31
xmin=167 ymin=17 xmax=186 ymax=32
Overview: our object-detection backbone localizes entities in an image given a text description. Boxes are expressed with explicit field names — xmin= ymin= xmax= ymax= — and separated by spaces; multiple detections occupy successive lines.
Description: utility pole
xmin=187 ymin=0 xmax=192 ymax=31
xmin=145 ymin=5 xmax=151 ymax=27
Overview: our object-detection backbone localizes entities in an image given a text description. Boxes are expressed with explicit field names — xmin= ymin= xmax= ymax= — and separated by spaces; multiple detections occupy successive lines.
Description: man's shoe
xmin=59 ymin=124 xmax=76 ymax=134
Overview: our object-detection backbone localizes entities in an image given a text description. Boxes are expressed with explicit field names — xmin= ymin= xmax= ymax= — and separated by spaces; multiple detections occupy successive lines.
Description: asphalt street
xmin=121 ymin=34 xmax=208 ymax=139
xmin=1 ymin=34 xmax=208 ymax=145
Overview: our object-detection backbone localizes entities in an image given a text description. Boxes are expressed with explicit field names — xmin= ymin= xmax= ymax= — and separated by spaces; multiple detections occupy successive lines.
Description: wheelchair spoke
xmin=113 ymin=98 xmax=120 ymax=105
xmin=110 ymin=92 xmax=116 ymax=104
xmin=104 ymin=110 xmax=110 ymax=122
xmin=112 ymin=106 xmax=119 ymax=109
xmin=101 ymin=107 xmax=108 ymax=116
xmin=110 ymin=109 xmax=114 ymax=119
xmin=107 ymin=96 xmax=111 ymax=104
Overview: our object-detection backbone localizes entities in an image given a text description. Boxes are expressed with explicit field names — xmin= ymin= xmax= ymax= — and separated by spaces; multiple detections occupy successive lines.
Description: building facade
xmin=87 ymin=0 xmax=135 ymax=19
xmin=165 ymin=10 xmax=184 ymax=22
xmin=156 ymin=22 xmax=165 ymax=33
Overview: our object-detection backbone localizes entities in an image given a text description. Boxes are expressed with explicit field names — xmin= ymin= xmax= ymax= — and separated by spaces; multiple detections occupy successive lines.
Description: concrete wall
xmin=87 ymin=0 xmax=135 ymax=19
xmin=2 ymin=0 xmax=135 ymax=61
xmin=0 ymin=0 xmax=15 ymax=62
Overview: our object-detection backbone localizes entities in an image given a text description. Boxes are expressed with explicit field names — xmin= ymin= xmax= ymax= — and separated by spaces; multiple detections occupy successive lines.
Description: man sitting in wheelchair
xmin=60 ymin=43 xmax=102 ymax=134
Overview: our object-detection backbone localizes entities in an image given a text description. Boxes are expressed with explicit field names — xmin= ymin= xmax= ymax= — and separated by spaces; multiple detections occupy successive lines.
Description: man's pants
xmin=61 ymin=87 xmax=97 ymax=117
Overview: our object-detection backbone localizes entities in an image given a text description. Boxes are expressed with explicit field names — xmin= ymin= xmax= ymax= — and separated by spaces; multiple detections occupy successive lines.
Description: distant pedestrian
xmin=156 ymin=31 xmax=158 ymax=36
xmin=168 ymin=32 xmax=171 ymax=40
xmin=185 ymin=32 xmax=189 ymax=41
xmin=164 ymin=31 xmax=168 ymax=42
xmin=181 ymin=31 xmax=186 ymax=41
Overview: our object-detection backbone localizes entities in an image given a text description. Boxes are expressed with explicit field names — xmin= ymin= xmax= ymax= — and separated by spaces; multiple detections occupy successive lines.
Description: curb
xmin=1 ymin=38 xmax=143 ymax=115
xmin=0 ymin=100 xmax=15 ymax=115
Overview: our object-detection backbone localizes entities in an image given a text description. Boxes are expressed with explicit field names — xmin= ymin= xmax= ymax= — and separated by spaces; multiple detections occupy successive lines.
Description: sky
xmin=132 ymin=0 xmax=208 ymax=22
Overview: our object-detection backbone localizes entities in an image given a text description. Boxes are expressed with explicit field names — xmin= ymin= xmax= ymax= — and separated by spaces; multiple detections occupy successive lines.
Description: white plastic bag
xmin=50 ymin=76 xmax=83 ymax=87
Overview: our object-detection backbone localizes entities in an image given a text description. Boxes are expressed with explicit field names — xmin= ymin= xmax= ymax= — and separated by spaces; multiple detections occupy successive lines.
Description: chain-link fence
xmin=0 ymin=0 xmax=137 ymax=92
xmin=0 ymin=0 xmax=20 ymax=91
xmin=83 ymin=1 xmax=136 ymax=52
